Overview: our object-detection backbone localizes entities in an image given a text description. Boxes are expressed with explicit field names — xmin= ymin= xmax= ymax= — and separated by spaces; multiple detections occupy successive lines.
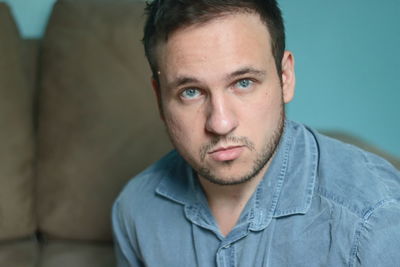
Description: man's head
xmin=143 ymin=0 xmax=295 ymax=186
xmin=143 ymin=0 xmax=286 ymax=82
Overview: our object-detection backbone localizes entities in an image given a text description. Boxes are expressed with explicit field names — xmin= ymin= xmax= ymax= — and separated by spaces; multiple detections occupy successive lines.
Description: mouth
xmin=208 ymin=145 xmax=245 ymax=162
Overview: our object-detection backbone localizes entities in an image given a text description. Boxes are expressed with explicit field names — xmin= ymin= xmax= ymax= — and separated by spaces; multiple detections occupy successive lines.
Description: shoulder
xmin=352 ymin=198 xmax=400 ymax=266
xmin=310 ymin=129 xmax=400 ymax=219
xmin=113 ymin=150 xmax=184 ymax=219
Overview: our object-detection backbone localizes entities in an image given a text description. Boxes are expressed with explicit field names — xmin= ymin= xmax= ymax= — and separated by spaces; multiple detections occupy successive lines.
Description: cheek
xmin=164 ymin=102 xmax=205 ymax=135
xmin=245 ymin=91 xmax=281 ymax=118
xmin=241 ymin=92 xmax=283 ymax=137
xmin=164 ymin=110 xmax=200 ymax=150
xmin=164 ymin=115 xmax=185 ymax=141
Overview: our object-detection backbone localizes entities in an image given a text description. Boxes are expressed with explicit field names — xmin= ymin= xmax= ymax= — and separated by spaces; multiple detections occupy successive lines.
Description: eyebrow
xmin=227 ymin=67 xmax=266 ymax=80
xmin=168 ymin=76 xmax=200 ymax=90
xmin=167 ymin=67 xmax=266 ymax=90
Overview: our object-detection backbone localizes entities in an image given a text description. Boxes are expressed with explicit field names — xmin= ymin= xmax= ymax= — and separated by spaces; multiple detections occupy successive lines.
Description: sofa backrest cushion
xmin=36 ymin=0 xmax=171 ymax=241
xmin=0 ymin=3 xmax=36 ymax=240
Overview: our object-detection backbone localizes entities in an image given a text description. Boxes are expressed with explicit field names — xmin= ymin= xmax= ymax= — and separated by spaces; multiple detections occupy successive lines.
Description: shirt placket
xmin=215 ymin=222 xmax=251 ymax=267
xmin=216 ymin=242 xmax=235 ymax=267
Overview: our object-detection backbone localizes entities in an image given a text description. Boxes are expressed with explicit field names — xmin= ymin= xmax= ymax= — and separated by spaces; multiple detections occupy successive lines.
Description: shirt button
xmin=223 ymin=244 xmax=231 ymax=249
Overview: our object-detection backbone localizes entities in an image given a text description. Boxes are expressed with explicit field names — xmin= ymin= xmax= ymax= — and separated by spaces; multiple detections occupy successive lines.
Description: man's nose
xmin=205 ymin=94 xmax=238 ymax=136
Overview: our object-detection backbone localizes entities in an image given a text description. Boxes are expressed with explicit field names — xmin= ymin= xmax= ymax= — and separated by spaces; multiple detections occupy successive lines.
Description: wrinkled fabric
xmin=112 ymin=120 xmax=400 ymax=267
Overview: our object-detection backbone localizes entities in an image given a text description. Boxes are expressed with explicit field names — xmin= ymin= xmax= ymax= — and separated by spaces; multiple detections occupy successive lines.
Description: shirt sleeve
xmin=352 ymin=200 xmax=400 ymax=266
xmin=112 ymin=200 xmax=144 ymax=267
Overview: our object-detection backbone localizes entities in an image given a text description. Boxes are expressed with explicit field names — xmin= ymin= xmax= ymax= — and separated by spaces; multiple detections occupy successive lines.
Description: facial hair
xmin=196 ymin=103 xmax=285 ymax=186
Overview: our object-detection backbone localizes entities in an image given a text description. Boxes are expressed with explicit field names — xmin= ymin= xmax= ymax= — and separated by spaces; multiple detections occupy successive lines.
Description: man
xmin=112 ymin=0 xmax=400 ymax=266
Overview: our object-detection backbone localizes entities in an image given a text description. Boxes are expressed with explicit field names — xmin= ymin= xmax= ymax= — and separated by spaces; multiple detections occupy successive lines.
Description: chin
xmin=197 ymin=164 xmax=262 ymax=186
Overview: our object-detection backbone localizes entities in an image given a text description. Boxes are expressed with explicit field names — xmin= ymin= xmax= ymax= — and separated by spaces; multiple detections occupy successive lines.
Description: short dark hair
xmin=143 ymin=0 xmax=285 ymax=81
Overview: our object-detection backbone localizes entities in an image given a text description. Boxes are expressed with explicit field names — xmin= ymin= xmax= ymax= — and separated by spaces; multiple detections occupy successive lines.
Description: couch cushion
xmin=0 ymin=238 xmax=39 ymax=267
xmin=37 ymin=240 xmax=115 ymax=267
xmin=37 ymin=0 xmax=171 ymax=241
xmin=0 ymin=3 xmax=36 ymax=240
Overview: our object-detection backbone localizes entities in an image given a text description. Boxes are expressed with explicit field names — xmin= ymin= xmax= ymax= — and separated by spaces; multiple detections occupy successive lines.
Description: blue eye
xmin=236 ymin=79 xmax=253 ymax=89
xmin=181 ymin=88 xmax=201 ymax=99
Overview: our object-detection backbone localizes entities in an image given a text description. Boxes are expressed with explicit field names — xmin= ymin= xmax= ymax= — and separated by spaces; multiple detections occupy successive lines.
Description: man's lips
xmin=208 ymin=145 xmax=245 ymax=162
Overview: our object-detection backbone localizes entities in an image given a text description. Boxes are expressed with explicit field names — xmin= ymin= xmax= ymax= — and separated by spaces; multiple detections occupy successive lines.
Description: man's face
xmin=154 ymin=13 xmax=295 ymax=185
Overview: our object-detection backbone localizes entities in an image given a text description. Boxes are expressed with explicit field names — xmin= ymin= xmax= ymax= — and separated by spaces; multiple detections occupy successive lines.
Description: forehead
xmin=156 ymin=13 xmax=273 ymax=72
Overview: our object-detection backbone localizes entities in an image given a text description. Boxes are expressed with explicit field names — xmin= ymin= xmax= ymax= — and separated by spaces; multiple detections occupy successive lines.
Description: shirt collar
xmin=248 ymin=120 xmax=318 ymax=231
xmin=155 ymin=120 xmax=318 ymax=231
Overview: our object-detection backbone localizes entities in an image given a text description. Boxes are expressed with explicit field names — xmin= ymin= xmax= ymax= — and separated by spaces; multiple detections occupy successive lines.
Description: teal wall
xmin=0 ymin=0 xmax=57 ymax=37
xmin=2 ymin=0 xmax=399 ymax=157
xmin=281 ymin=0 xmax=399 ymax=157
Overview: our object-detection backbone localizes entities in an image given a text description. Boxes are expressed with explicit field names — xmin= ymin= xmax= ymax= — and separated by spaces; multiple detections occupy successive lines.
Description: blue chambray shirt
xmin=112 ymin=120 xmax=400 ymax=266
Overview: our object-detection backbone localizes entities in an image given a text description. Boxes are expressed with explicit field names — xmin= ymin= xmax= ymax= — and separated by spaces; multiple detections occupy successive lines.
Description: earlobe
xmin=151 ymin=77 xmax=165 ymax=120
xmin=281 ymin=51 xmax=296 ymax=104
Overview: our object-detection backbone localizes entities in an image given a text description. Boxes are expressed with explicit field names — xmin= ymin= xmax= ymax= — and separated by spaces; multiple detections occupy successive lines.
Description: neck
xmin=198 ymin=162 xmax=270 ymax=236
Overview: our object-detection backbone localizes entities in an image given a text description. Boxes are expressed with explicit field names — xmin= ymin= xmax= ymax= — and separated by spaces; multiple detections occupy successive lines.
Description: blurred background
xmin=1 ymin=0 xmax=399 ymax=158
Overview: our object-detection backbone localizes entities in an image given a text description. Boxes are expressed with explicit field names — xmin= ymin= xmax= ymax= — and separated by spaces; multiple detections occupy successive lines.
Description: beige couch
xmin=0 ymin=0 xmax=171 ymax=266
xmin=0 ymin=0 xmax=399 ymax=266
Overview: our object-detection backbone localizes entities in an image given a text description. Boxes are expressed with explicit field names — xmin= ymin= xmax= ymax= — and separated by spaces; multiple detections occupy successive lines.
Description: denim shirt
xmin=112 ymin=120 xmax=400 ymax=267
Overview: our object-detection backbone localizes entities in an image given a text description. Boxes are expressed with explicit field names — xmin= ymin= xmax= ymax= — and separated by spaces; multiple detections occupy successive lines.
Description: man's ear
xmin=151 ymin=77 xmax=165 ymax=120
xmin=281 ymin=51 xmax=295 ymax=104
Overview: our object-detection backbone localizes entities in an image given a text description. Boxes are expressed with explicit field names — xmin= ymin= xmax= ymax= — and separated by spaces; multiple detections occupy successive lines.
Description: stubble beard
xmin=196 ymin=104 xmax=285 ymax=186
